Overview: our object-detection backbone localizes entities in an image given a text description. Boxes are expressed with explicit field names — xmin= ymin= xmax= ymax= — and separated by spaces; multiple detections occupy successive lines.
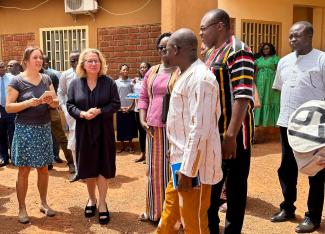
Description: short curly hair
xmin=156 ymin=32 xmax=172 ymax=49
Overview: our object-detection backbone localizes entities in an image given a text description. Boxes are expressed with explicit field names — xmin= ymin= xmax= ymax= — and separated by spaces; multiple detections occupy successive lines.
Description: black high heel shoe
xmin=84 ymin=200 xmax=96 ymax=218
xmin=98 ymin=204 xmax=110 ymax=225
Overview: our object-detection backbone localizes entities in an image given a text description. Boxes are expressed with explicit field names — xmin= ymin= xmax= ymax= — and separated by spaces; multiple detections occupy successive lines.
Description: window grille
xmin=241 ymin=20 xmax=281 ymax=54
xmin=40 ymin=26 xmax=88 ymax=71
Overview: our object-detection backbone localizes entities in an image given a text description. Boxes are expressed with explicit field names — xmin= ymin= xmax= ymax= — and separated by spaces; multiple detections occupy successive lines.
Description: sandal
xmin=98 ymin=204 xmax=110 ymax=225
xmin=117 ymin=148 xmax=125 ymax=153
xmin=18 ymin=210 xmax=30 ymax=224
xmin=139 ymin=212 xmax=149 ymax=222
xmin=135 ymin=156 xmax=145 ymax=163
xmin=84 ymin=200 xmax=97 ymax=218
xmin=40 ymin=205 xmax=56 ymax=217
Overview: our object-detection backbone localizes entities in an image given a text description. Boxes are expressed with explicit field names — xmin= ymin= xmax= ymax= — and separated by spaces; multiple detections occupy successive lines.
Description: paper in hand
xmin=40 ymin=91 xmax=54 ymax=100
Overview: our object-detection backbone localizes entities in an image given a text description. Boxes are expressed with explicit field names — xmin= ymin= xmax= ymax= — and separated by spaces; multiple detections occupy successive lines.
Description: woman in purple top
xmin=138 ymin=33 xmax=178 ymax=222
xmin=6 ymin=47 xmax=59 ymax=224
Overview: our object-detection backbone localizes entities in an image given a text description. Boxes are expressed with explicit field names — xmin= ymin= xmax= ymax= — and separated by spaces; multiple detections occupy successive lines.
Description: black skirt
xmin=116 ymin=111 xmax=138 ymax=141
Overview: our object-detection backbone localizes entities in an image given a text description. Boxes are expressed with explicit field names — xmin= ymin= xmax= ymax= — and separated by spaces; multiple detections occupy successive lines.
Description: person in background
xmin=66 ymin=48 xmax=121 ymax=225
xmin=57 ymin=50 xmax=80 ymax=182
xmin=157 ymin=28 xmax=222 ymax=234
xmin=271 ymin=21 xmax=324 ymax=233
xmin=200 ymin=41 xmax=211 ymax=60
xmin=43 ymin=55 xmax=61 ymax=78
xmin=42 ymin=57 xmax=75 ymax=174
xmin=0 ymin=61 xmax=15 ymax=167
xmin=254 ymin=43 xmax=280 ymax=131
xmin=7 ymin=60 xmax=23 ymax=76
xmin=6 ymin=47 xmax=58 ymax=224
xmin=138 ymin=32 xmax=178 ymax=222
xmin=133 ymin=62 xmax=151 ymax=163
xmin=200 ymin=9 xmax=255 ymax=234
xmin=115 ymin=64 xmax=137 ymax=153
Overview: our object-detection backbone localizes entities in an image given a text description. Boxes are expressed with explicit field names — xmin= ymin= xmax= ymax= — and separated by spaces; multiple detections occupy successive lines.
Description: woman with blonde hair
xmin=6 ymin=47 xmax=58 ymax=223
xmin=66 ymin=48 xmax=120 ymax=224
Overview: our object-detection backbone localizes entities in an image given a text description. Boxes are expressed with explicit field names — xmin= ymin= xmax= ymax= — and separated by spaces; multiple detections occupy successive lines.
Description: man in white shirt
xmin=0 ymin=61 xmax=15 ymax=166
xmin=57 ymin=51 xmax=80 ymax=182
xmin=157 ymin=28 xmax=222 ymax=234
xmin=271 ymin=21 xmax=325 ymax=233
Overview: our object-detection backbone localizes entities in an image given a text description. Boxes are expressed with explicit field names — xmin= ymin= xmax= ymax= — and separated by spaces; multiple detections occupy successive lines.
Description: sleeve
xmin=100 ymin=79 xmax=121 ymax=115
xmin=179 ymin=78 xmax=219 ymax=178
xmin=57 ymin=72 xmax=68 ymax=108
xmin=274 ymin=55 xmax=280 ymax=65
xmin=8 ymin=76 xmax=20 ymax=91
xmin=66 ymin=80 xmax=81 ymax=119
xmin=138 ymin=68 xmax=151 ymax=110
xmin=272 ymin=60 xmax=283 ymax=91
xmin=229 ymin=49 xmax=254 ymax=101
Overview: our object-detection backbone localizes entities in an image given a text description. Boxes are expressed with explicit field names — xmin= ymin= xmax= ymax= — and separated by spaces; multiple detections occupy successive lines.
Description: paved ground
xmin=0 ymin=140 xmax=324 ymax=234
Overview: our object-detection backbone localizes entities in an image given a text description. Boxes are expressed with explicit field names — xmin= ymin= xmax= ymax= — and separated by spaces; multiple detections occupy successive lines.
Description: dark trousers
xmin=135 ymin=112 xmax=146 ymax=153
xmin=0 ymin=106 xmax=15 ymax=162
xmin=51 ymin=118 xmax=73 ymax=164
xmin=278 ymin=127 xmax=324 ymax=224
xmin=52 ymin=132 xmax=60 ymax=158
xmin=208 ymin=132 xmax=251 ymax=234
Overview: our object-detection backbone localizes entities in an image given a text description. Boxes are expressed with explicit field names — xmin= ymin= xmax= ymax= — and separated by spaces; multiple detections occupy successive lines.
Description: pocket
xmin=302 ymin=68 xmax=323 ymax=89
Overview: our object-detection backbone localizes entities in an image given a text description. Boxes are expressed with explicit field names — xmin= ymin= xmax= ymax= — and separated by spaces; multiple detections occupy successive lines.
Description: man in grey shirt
xmin=271 ymin=21 xmax=325 ymax=233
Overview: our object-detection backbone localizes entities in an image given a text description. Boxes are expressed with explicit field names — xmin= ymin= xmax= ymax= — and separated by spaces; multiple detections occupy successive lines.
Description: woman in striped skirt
xmin=138 ymin=32 xmax=179 ymax=222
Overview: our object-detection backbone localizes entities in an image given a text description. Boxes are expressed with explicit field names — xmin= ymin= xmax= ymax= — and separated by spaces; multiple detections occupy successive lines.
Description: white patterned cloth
xmin=166 ymin=59 xmax=222 ymax=185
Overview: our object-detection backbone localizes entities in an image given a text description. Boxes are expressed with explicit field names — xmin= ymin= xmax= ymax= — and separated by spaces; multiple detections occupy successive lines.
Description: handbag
xmin=49 ymin=108 xmax=61 ymax=121
xmin=161 ymin=93 xmax=170 ymax=123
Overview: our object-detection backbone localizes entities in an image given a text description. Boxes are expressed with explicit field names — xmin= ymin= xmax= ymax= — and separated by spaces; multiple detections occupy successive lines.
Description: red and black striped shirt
xmin=206 ymin=36 xmax=255 ymax=149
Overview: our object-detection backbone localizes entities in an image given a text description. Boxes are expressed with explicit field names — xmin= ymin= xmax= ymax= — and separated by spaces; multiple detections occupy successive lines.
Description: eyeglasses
xmin=200 ymin=22 xmax=220 ymax=31
xmin=157 ymin=45 xmax=168 ymax=55
xmin=85 ymin=60 xmax=100 ymax=65
xmin=70 ymin=59 xmax=78 ymax=63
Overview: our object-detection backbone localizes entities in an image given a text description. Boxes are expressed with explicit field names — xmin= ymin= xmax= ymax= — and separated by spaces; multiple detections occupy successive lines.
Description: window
xmin=40 ymin=26 xmax=88 ymax=71
xmin=241 ymin=20 xmax=281 ymax=54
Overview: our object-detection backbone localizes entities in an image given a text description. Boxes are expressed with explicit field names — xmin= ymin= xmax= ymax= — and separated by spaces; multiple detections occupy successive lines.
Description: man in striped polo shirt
xmin=200 ymin=9 xmax=255 ymax=234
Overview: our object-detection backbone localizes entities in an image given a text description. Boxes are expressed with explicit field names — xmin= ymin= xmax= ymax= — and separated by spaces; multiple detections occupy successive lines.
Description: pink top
xmin=138 ymin=67 xmax=171 ymax=127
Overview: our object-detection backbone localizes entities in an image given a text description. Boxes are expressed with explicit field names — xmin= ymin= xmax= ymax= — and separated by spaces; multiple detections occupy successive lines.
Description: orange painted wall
xmin=218 ymin=0 xmax=325 ymax=55
xmin=0 ymin=0 xmax=161 ymax=48
xmin=161 ymin=0 xmax=218 ymax=36
xmin=218 ymin=0 xmax=293 ymax=56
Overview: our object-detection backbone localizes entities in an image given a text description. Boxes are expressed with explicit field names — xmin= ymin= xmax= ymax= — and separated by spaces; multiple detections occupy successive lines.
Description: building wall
xmin=219 ymin=0 xmax=293 ymax=56
xmin=0 ymin=33 xmax=36 ymax=63
xmin=161 ymin=0 xmax=218 ymax=38
xmin=98 ymin=24 xmax=161 ymax=79
xmin=218 ymin=0 xmax=325 ymax=56
xmin=0 ymin=0 xmax=161 ymax=64
xmin=293 ymin=6 xmax=313 ymax=24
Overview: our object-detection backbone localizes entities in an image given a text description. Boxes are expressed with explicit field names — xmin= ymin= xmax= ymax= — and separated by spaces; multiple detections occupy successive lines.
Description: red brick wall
xmin=0 ymin=33 xmax=35 ymax=64
xmin=98 ymin=23 xmax=161 ymax=79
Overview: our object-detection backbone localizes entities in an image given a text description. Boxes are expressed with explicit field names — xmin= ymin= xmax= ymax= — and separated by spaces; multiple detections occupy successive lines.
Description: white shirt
xmin=167 ymin=59 xmax=223 ymax=185
xmin=273 ymin=49 xmax=325 ymax=127
xmin=57 ymin=67 xmax=78 ymax=130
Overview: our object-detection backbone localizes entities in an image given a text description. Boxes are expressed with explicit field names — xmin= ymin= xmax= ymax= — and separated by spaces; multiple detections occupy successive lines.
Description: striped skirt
xmin=146 ymin=126 xmax=169 ymax=222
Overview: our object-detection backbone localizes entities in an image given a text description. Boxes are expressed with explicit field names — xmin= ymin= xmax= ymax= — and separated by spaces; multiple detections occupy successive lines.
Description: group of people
xmin=0 ymin=7 xmax=324 ymax=234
